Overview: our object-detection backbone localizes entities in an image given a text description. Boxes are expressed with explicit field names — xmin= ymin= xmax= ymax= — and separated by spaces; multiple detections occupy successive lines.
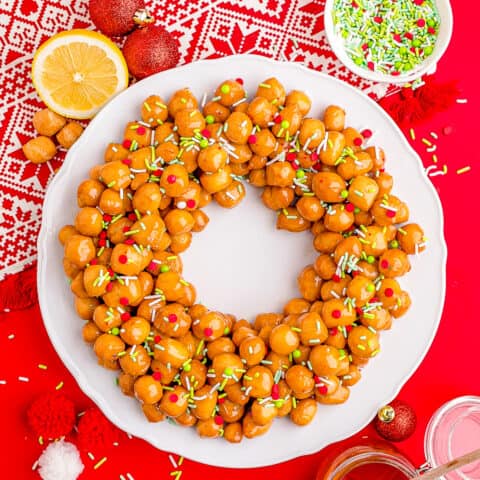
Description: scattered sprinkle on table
xmin=0 ymin=380 xmax=6 ymax=385
xmin=457 ymin=166 xmax=471 ymax=175
xmin=38 ymin=364 xmax=48 ymax=370
xmin=456 ymin=98 xmax=468 ymax=104
xmin=18 ymin=376 xmax=29 ymax=382
xmin=55 ymin=381 xmax=64 ymax=390
xmin=332 ymin=0 xmax=441 ymax=75
xmin=7 ymin=334 xmax=15 ymax=340
xmin=93 ymin=456 xmax=107 ymax=470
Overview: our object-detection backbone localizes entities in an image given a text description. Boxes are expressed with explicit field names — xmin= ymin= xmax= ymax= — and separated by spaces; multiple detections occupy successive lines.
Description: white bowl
xmin=37 ymin=54 xmax=447 ymax=468
xmin=324 ymin=0 xmax=454 ymax=84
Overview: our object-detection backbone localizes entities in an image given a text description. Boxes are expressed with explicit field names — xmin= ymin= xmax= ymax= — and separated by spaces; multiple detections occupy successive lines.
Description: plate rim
xmin=37 ymin=53 xmax=448 ymax=468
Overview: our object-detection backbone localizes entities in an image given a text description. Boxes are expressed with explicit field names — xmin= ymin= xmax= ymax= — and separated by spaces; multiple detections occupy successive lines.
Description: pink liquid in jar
xmin=426 ymin=396 xmax=480 ymax=480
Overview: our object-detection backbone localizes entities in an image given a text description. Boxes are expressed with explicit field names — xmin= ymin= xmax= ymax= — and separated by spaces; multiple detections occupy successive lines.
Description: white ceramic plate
xmin=37 ymin=54 xmax=447 ymax=468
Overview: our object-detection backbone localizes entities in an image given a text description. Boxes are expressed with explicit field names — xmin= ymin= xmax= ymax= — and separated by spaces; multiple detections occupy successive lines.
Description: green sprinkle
xmin=220 ymin=84 xmax=230 ymax=94
xmin=205 ymin=115 xmax=215 ymax=124
xmin=340 ymin=189 xmax=348 ymax=199
xmin=367 ymin=255 xmax=375 ymax=264
xmin=292 ymin=349 xmax=301 ymax=359
xmin=160 ymin=265 xmax=170 ymax=273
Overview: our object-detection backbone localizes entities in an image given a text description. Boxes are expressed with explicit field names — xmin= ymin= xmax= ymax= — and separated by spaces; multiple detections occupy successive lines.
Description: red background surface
xmin=1 ymin=0 xmax=479 ymax=478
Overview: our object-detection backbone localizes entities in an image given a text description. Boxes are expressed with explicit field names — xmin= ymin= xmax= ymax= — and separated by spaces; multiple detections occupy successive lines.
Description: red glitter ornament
xmin=77 ymin=407 xmax=122 ymax=450
xmin=374 ymin=399 xmax=417 ymax=442
xmin=123 ymin=25 xmax=180 ymax=79
xmin=27 ymin=393 xmax=76 ymax=439
xmin=89 ymin=0 xmax=145 ymax=36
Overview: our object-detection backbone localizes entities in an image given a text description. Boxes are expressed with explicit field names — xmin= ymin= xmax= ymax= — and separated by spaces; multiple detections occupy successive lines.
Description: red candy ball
xmin=374 ymin=399 xmax=417 ymax=442
xmin=27 ymin=393 xmax=76 ymax=439
xmin=123 ymin=25 xmax=180 ymax=79
xmin=89 ymin=0 xmax=145 ymax=36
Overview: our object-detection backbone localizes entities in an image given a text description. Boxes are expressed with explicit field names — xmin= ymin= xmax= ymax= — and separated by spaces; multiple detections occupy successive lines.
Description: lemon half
xmin=32 ymin=29 xmax=129 ymax=119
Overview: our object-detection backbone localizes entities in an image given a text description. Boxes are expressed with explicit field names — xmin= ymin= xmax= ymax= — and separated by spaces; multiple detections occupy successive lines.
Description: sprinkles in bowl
xmin=332 ymin=0 xmax=441 ymax=76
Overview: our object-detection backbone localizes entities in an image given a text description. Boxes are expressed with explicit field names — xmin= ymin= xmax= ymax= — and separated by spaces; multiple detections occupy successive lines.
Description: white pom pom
xmin=38 ymin=440 xmax=84 ymax=480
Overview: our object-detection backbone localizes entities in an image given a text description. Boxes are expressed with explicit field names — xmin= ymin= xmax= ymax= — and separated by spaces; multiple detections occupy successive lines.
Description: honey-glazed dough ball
xmin=285 ymin=365 xmax=314 ymax=398
xmin=348 ymin=325 xmax=380 ymax=358
xmin=290 ymin=398 xmax=317 ymax=426
xmin=224 ymin=112 xmax=253 ymax=144
xmin=277 ymin=207 xmax=311 ymax=232
xmin=224 ymin=422 xmax=243 ymax=443
xmin=309 ymin=345 xmax=341 ymax=376
xmin=319 ymin=131 xmax=346 ymax=165
xmin=251 ymin=399 xmax=277 ymax=426
xmin=312 ymin=172 xmax=346 ymax=203
xmin=77 ymin=179 xmax=105 ymax=208
xmin=214 ymin=181 xmax=245 ymax=208
xmin=323 ymin=105 xmax=346 ymax=132
xmin=243 ymin=366 xmax=274 ymax=398
xmin=239 ymin=336 xmax=267 ymax=366
xmin=214 ymin=79 xmax=246 ymax=107
xmin=298 ymin=312 xmax=328 ymax=346
xmin=57 ymin=122 xmax=84 ymax=149
xmin=168 ymin=88 xmax=198 ymax=118
xmin=247 ymin=97 xmax=278 ymax=127
xmin=378 ymin=249 xmax=411 ymax=277
xmin=153 ymin=337 xmax=190 ymax=368
xmin=160 ymin=165 xmax=189 ymax=197
xmin=297 ymin=265 xmax=322 ymax=302
xmin=119 ymin=345 xmax=151 ymax=376
xmin=296 ymin=196 xmax=325 ymax=222
xmin=160 ymin=386 xmax=189 ymax=417
xmin=134 ymin=375 xmax=163 ymax=404
xmin=64 ymin=234 xmax=96 ymax=268
xmin=255 ymin=78 xmax=286 ymax=106
xmin=286 ymin=90 xmax=311 ymax=116
xmin=269 ymin=324 xmax=300 ymax=355
xmin=200 ymin=165 xmax=233 ymax=194
xmin=397 ymin=223 xmax=426 ymax=254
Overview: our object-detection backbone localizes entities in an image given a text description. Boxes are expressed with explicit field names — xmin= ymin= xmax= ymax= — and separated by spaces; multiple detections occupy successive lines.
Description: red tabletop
xmin=1 ymin=0 xmax=479 ymax=478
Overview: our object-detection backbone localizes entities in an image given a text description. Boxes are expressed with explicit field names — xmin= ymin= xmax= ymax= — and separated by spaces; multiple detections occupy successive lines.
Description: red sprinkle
xmin=124 ymin=238 xmax=135 ymax=245
xmin=417 ymin=18 xmax=426 ymax=27
xmin=90 ymin=258 xmax=99 ymax=265
xmin=332 ymin=309 xmax=341 ymax=319
xmin=108 ymin=268 xmax=115 ymax=277
xmin=371 ymin=297 xmax=379 ymax=303
xmin=186 ymin=199 xmax=196 ymax=209
xmin=318 ymin=384 xmax=328 ymax=395
xmin=385 ymin=288 xmax=394 ymax=298
xmin=148 ymin=261 xmax=157 ymax=271
xmin=356 ymin=307 xmax=363 ymax=315
xmin=414 ymin=0 xmax=424 ymax=4
xmin=386 ymin=210 xmax=396 ymax=218
xmin=168 ymin=314 xmax=177 ymax=323
xmin=313 ymin=162 xmax=323 ymax=171
xmin=373 ymin=16 xmax=383 ymax=23
xmin=98 ymin=238 xmax=106 ymax=247
xmin=443 ymin=126 xmax=453 ymax=136
xmin=352 ymin=0 xmax=359 ymax=7
xmin=381 ymin=259 xmax=389 ymax=269
xmin=346 ymin=325 xmax=353 ymax=333
xmin=353 ymin=137 xmax=363 ymax=147
xmin=404 ymin=32 xmax=414 ymax=40
xmin=100 ymin=231 xmax=107 ymax=238
xmin=214 ymin=415 xmax=224 ymax=425
xmin=352 ymin=270 xmax=359 ymax=277
xmin=169 ymin=394 xmax=179 ymax=403
xmin=428 ymin=27 xmax=436 ymax=34
xmin=361 ymin=129 xmax=372 ymax=139
xmin=286 ymin=152 xmax=297 ymax=162
xmin=345 ymin=203 xmax=355 ymax=213
xmin=367 ymin=62 xmax=375 ymax=71
xmin=137 ymin=126 xmax=146 ymax=135
xmin=122 ymin=139 xmax=132 ymax=149
xmin=362 ymin=43 xmax=368 ymax=51
xmin=392 ymin=71 xmax=401 ymax=77
xmin=122 ymin=158 xmax=132 ymax=166
xmin=329 ymin=327 xmax=338 ymax=336
xmin=128 ymin=213 xmax=137 ymax=221
xmin=121 ymin=312 xmax=131 ymax=322
xmin=204 ymin=327 xmax=213 ymax=337
xmin=119 ymin=297 xmax=129 ymax=306
xmin=153 ymin=169 xmax=163 ymax=177
xmin=154 ymin=335 xmax=161 ymax=343
xmin=152 ymin=372 xmax=162 ymax=381
xmin=103 ymin=214 xmax=112 ymax=222
xmin=310 ymin=152 xmax=319 ymax=162
xmin=167 ymin=175 xmax=177 ymax=184
xmin=393 ymin=34 xmax=402 ymax=43
xmin=248 ymin=135 xmax=257 ymax=144
xmin=201 ymin=129 xmax=211 ymax=138
xmin=332 ymin=274 xmax=341 ymax=283
xmin=118 ymin=254 xmax=128 ymax=264
xmin=122 ymin=226 xmax=131 ymax=233
xmin=106 ymin=282 xmax=114 ymax=292
xmin=274 ymin=115 xmax=282 ymax=124
xmin=218 ymin=397 xmax=226 ymax=404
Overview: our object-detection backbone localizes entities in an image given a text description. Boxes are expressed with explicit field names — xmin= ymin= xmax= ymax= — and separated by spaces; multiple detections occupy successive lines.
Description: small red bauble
xmin=374 ymin=399 xmax=417 ymax=442
xmin=89 ymin=0 xmax=145 ymax=36
xmin=77 ymin=407 xmax=122 ymax=450
xmin=123 ymin=25 xmax=180 ymax=79
xmin=27 ymin=393 xmax=76 ymax=439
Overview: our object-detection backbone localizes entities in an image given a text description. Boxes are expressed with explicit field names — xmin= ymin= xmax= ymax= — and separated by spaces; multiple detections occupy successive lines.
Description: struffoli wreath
xmin=59 ymin=77 xmax=426 ymax=443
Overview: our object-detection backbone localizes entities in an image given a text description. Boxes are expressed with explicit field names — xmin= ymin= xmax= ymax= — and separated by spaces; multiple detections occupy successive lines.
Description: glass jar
xmin=316 ymin=441 xmax=417 ymax=480
xmin=317 ymin=396 xmax=480 ymax=480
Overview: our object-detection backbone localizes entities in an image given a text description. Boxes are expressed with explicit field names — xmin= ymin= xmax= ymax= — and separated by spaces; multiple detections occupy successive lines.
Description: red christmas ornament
xmin=27 ymin=393 xmax=76 ymax=439
xmin=89 ymin=0 xmax=146 ymax=36
xmin=374 ymin=399 xmax=417 ymax=442
xmin=123 ymin=25 xmax=180 ymax=79
xmin=77 ymin=407 xmax=122 ymax=450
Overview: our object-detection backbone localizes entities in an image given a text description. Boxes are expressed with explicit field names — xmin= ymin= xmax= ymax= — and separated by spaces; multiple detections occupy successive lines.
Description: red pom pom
xmin=380 ymin=75 xmax=459 ymax=127
xmin=27 ymin=393 xmax=76 ymax=439
xmin=123 ymin=25 xmax=180 ymax=79
xmin=374 ymin=399 xmax=417 ymax=442
xmin=89 ymin=0 xmax=145 ymax=36
xmin=77 ymin=407 xmax=121 ymax=450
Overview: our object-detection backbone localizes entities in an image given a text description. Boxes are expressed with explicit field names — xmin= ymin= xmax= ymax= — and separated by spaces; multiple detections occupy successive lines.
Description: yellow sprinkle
xmin=178 ymin=456 xmax=184 ymax=466
xmin=55 ymin=381 xmax=64 ymax=390
xmin=38 ymin=364 xmax=48 ymax=370
xmin=432 ymin=154 xmax=438 ymax=164
xmin=442 ymin=165 xmax=448 ymax=174
xmin=143 ymin=102 xmax=151 ymax=112
xmin=93 ymin=457 xmax=107 ymax=470
xmin=457 ymin=166 xmax=471 ymax=175
xmin=422 ymin=138 xmax=433 ymax=147
xmin=176 ymin=472 xmax=183 ymax=480
xmin=170 ymin=471 xmax=180 ymax=477
xmin=38 ymin=436 xmax=44 ymax=445
xmin=409 ymin=128 xmax=416 ymax=141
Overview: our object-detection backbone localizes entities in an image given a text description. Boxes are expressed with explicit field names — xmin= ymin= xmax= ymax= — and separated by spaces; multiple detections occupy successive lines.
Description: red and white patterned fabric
xmin=0 ymin=0 xmax=390 ymax=279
